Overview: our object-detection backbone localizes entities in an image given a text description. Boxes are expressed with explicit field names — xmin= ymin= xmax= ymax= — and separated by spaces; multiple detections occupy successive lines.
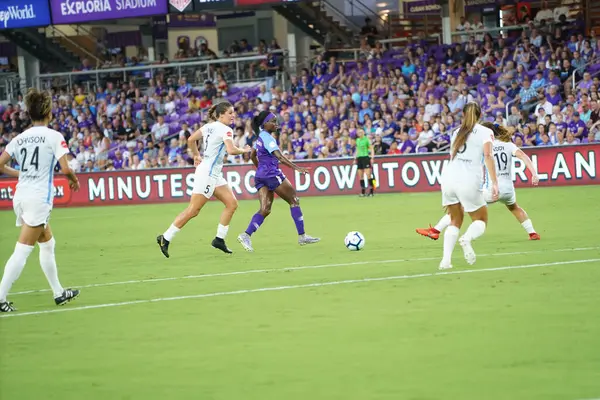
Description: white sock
xmin=38 ymin=238 xmax=64 ymax=298
xmin=216 ymin=224 xmax=229 ymax=239
xmin=462 ymin=220 xmax=487 ymax=242
xmin=521 ymin=219 xmax=535 ymax=234
xmin=434 ymin=214 xmax=452 ymax=232
xmin=0 ymin=243 xmax=34 ymax=302
xmin=442 ymin=225 xmax=460 ymax=264
xmin=163 ymin=224 xmax=180 ymax=242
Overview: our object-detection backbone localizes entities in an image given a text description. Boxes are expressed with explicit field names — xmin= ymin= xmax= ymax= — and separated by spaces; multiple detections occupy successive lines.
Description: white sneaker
xmin=439 ymin=260 xmax=453 ymax=270
xmin=459 ymin=237 xmax=476 ymax=265
xmin=237 ymin=233 xmax=254 ymax=252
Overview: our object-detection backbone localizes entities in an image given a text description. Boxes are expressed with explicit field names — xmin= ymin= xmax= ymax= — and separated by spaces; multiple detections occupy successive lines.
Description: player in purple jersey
xmin=237 ymin=111 xmax=320 ymax=252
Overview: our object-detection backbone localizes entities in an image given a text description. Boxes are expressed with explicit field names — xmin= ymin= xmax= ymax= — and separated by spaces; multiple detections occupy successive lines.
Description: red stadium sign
xmin=0 ymin=144 xmax=597 ymax=209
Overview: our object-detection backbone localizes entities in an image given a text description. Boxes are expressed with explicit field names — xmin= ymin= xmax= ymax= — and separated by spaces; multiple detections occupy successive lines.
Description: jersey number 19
xmin=494 ymin=152 xmax=509 ymax=171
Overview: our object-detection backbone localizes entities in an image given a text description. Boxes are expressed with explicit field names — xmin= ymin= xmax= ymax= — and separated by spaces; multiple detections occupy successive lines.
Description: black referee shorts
xmin=356 ymin=156 xmax=371 ymax=169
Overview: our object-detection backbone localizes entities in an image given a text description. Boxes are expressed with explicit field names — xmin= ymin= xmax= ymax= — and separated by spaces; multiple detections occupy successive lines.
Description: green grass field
xmin=1 ymin=186 xmax=599 ymax=400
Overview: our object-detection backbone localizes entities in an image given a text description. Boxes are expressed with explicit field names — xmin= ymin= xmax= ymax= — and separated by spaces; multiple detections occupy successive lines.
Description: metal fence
xmin=33 ymin=50 xmax=290 ymax=93
xmin=0 ymin=73 xmax=23 ymax=103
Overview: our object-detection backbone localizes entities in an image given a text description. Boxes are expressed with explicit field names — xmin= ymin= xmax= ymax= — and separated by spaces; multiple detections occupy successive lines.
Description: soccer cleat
xmin=416 ymin=225 xmax=440 ymax=240
xmin=157 ymin=235 xmax=170 ymax=258
xmin=359 ymin=193 xmax=366 ymax=197
xmin=54 ymin=289 xmax=80 ymax=306
xmin=367 ymin=191 xmax=375 ymax=197
xmin=212 ymin=237 xmax=233 ymax=254
xmin=439 ymin=260 xmax=453 ymax=270
xmin=458 ymin=237 xmax=476 ymax=265
xmin=237 ymin=233 xmax=254 ymax=252
xmin=529 ymin=232 xmax=541 ymax=240
xmin=0 ymin=301 xmax=16 ymax=312
xmin=299 ymin=234 xmax=321 ymax=246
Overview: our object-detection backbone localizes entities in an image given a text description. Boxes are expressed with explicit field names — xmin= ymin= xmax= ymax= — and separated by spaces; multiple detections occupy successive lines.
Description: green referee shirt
xmin=356 ymin=136 xmax=371 ymax=158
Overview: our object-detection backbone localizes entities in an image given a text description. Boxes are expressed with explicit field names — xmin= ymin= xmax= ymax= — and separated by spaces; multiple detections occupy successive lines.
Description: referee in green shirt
xmin=353 ymin=129 xmax=376 ymax=197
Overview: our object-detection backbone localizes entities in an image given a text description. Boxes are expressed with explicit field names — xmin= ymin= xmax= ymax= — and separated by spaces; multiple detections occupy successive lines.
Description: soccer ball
xmin=345 ymin=231 xmax=365 ymax=251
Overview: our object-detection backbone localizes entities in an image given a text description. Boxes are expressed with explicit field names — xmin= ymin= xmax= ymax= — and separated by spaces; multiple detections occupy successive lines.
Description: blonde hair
xmin=25 ymin=88 xmax=52 ymax=122
xmin=452 ymin=102 xmax=481 ymax=159
xmin=481 ymin=121 xmax=512 ymax=143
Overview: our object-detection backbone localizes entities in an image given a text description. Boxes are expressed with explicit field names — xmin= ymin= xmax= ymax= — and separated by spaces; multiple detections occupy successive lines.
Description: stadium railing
xmin=34 ymin=50 xmax=289 ymax=93
xmin=0 ymin=73 xmax=23 ymax=103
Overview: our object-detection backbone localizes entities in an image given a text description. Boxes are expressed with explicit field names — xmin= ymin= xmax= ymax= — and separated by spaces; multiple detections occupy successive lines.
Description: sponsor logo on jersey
xmin=226 ymin=131 xmax=233 ymax=138
xmin=61 ymin=140 xmax=68 ymax=149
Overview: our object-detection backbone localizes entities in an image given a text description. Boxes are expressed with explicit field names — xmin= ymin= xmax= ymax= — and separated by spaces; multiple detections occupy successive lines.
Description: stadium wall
xmin=0 ymin=144 xmax=597 ymax=209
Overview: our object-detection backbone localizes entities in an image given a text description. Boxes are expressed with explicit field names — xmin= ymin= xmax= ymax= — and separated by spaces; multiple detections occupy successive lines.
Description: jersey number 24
xmin=20 ymin=147 xmax=40 ymax=172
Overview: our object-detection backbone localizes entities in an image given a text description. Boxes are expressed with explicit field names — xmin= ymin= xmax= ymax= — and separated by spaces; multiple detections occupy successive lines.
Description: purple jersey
xmin=255 ymin=131 xmax=282 ymax=179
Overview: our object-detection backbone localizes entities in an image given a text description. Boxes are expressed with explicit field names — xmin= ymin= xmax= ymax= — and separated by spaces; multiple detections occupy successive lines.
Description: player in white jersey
xmin=157 ymin=101 xmax=252 ymax=257
xmin=0 ymin=89 xmax=80 ymax=312
xmin=417 ymin=122 xmax=541 ymax=241
xmin=437 ymin=102 xmax=498 ymax=270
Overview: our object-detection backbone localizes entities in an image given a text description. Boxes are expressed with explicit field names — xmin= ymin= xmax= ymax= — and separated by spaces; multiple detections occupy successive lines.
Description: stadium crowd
xmin=1 ymin=20 xmax=600 ymax=173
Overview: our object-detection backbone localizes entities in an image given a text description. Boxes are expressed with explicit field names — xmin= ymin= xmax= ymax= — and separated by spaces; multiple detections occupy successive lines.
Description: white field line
xmin=2 ymin=258 xmax=599 ymax=319
xmin=10 ymin=246 xmax=600 ymax=297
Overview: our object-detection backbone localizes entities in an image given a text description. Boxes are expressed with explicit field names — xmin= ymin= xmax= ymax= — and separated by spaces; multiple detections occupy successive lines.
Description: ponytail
xmin=452 ymin=102 xmax=481 ymax=159
xmin=252 ymin=110 xmax=272 ymax=135
xmin=481 ymin=121 xmax=511 ymax=143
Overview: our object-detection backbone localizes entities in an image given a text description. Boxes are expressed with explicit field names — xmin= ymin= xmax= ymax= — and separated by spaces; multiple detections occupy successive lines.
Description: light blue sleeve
xmin=260 ymin=131 xmax=279 ymax=154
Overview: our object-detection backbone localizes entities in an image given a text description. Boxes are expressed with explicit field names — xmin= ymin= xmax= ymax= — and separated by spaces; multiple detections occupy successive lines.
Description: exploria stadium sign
xmin=49 ymin=0 xmax=168 ymax=24
xmin=0 ymin=0 xmax=51 ymax=29
xmin=0 ymin=144 xmax=598 ymax=208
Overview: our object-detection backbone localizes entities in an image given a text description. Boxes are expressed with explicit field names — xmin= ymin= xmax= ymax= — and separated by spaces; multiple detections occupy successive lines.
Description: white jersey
xmin=489 ymin=139 xmax=519 ymax=193
xmin=442 ymin=123 xmax=494 ymax=187
xmin=5 ymin=127 xmax=69 ymax=205
xmin=198 ymin=121 xmax=233 ymax=178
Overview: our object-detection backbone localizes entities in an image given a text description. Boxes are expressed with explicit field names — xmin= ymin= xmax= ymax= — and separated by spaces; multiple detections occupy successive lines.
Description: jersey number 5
xmin=20 ymin=146 xmax=40 ymax=172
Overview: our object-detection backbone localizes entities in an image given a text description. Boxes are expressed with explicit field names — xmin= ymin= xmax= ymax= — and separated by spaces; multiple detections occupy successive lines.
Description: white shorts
xmin=192 ymin=172 xmax=228 ymax=199
xmin=441 ymin=183 xmax=486 ymax=213
xmin=485 ymin=188 xmax=517 ymax=206
xmin=14 ymin=199 xmax=52 ymax=228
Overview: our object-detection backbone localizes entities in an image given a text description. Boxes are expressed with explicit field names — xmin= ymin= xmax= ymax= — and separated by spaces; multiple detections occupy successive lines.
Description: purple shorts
xmin=255 ymin=172 xmax=286 ymax=191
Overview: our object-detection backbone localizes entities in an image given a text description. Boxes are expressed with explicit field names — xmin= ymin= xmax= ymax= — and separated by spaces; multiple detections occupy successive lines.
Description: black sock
xmin=360 ymin=180 xmax=366 ymax=194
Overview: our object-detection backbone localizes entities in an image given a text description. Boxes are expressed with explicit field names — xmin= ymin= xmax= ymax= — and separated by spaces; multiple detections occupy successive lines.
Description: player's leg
xmin=416 ymin=212 xmax=451 ymax=240
xmin=275 ymin=179 xmax=320 ymax=245
xmin=439 ymin=203 xmax=464 ymax=270
xmin=506 ymin=201 xmax=540 ymax=240
xmin=0 ymin=224 xmax=42 ymax=312
xmin=364 ymin=166 xmax=375 ymax=196
xmin=212 ymin=183 xmax=238 ymax=254
xmin=238 ymin=187 xmax=274 ymax=252
xmin=158 ymin=193 xmax=210 ymax=258
xmin=357 ymin=167 xmax=366 ymax=196
xmin=38 ymin=225 xmax=80 ymax=306
xmin=459 ymin=201 xmax=489 ymax=266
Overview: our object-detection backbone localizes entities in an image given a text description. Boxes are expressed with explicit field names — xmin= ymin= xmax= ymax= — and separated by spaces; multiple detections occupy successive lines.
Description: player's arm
xmin=57 ymin=155 xmax=80 ymax=191
xmin=224 ymin=137 xmax=251 ymax=155
xmin=188 ymin=127 xmax=203 ymax=157
xmin=250 ymin=148 xmax=259 ymax=168
xmin=0 ymin=151 xmax=19 ymax=178
xmin=369 ymin=139 xmax=375 ymax=161
xmin=515 ymin=149 xmax=540 ymax=185
xmin=482 ymin=140 xmax=498 ymax=200
xmin=187 ymin=127 xmax=204 ymax=166
xmin=273 ymin=149 xmax=310 ymax=174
